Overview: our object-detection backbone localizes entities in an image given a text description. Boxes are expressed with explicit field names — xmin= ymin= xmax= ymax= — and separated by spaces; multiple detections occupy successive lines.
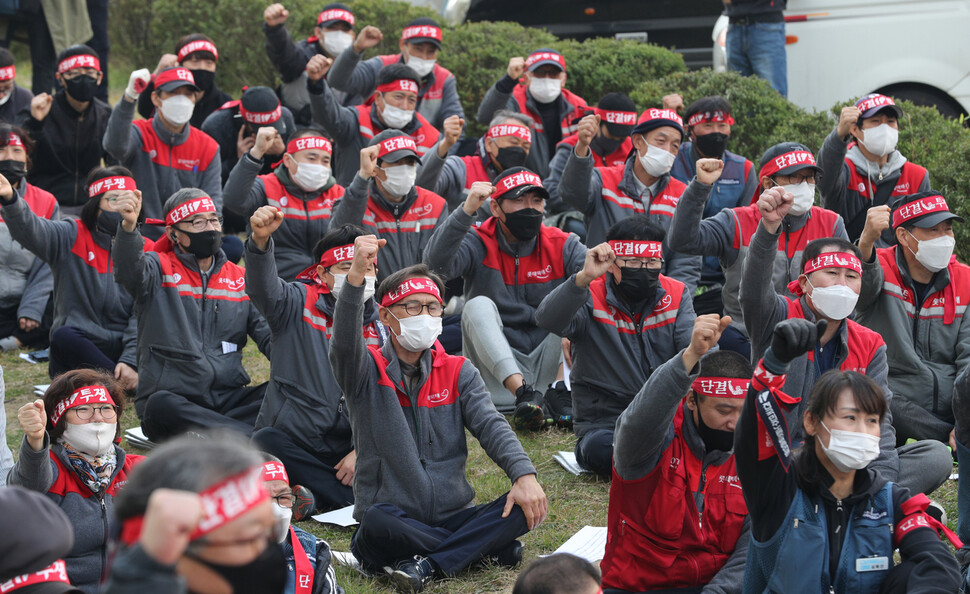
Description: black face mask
xmin=694 ymin=132 xmax=729 ymax=159
xmin=178 ymin=229 xmax=222 ymax=259
xmin=96 ymin=210 xmax=123 ymax=236
xmin=63 ymin=74 xmax=99 ymax=103
xmin=694 ymin=404 xmax=735 ymax=452
xmin=494 ymin=146 xmax=527 ymax=171
xmin=189 ymin=69 xmax=215 ymax=93
xmin=614 ymin=267 xmax=660 ymax=306
xmin=0 ymin=159 xmax=26 ymax=187
xmin=187 ymin=540 xmax=287 ymax=594
xmin=500 ymin=206 xmax=543 ymax=241
xmin=591 ymin=134 xmax=623 ymax=157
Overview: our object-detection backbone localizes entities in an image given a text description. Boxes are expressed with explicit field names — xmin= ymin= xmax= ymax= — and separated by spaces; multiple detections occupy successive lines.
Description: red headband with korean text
xmin=377 ymin=135 xmax=417 ymax=159
xmin=57 ymin=54 xmax=100 ymax=74
xmin=496 ymin=170 xmax=543 ymax=196
xmin=787 ymin=252 xmax=863 ymax=296
xmin=261 ymin=461 xmax=289 ymax=484
xmin=165 ymin=196 xmax=217 ymax=225
xmin=893 ymin=195 xmax=950 ymax=227
xmin=317 ymin=8 xmax=354 ymax=25
xmin=320 ymin=244 xmax=354 ymax=268
xmin=486 ymin=124 xmax=532 ymax=143
xmin=154 ymin=67 xmax=195 ymax=88
xmin=525 ymin=51 xmax=566 ymax=71
xmin=5 ymin=133 xmax=23 ymax=149
xmin=401 ymin=24 xmax=442 ymax=42
xmin=376 ymin=78 xmax=418 ymax=95
xmin=50 ymin=385 xmax=114 ymax=426
xmin=595 ymin=108 xmax=637 ymax=127
xmin=177 ymin=40 xmax=219 ymax=63
xmin=759 ymin=150 xmax=816 ymax=179
xmin=687 ymin=110 xmax=735 ymax=127
xmin=0 ymin=65 xmax=15 ymax=82
xmin=0 ymin=560 xmax=71 ymax=592
xmin=89 ymin=176 xmax=137 ymax=198
xmin=691 ymin=377 xmax=750 ymax=399
xmin=856 ymin=93 xmax=895 ymax=113
xmin=287 ymin=136 xmax=332 ymax=155
xmin=608 ymin=240 xmax=663 ymax=259
xmin=381 ymin=278 xmax=442 ymax=307
xmin=240 ymin=103 xmax=282 ymax=126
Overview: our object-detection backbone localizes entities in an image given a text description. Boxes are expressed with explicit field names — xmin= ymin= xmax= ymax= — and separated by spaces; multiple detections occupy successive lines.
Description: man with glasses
xmin=112 ymin=187 xmax=272 ymax=441
xmin=668 ymin=145 xmax=848 ymax=359
xmin=331 ymin=238 xmax=546 ymax=592
xmin=424 ymin=168 xmax=586 ymax=426
xmin=536 ymin=215 xmax=695 ymax=477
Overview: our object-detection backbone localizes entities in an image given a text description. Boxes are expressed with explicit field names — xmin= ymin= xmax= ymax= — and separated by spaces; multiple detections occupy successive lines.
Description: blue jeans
xmin=726 ymin=21 xmax=788 ymax=97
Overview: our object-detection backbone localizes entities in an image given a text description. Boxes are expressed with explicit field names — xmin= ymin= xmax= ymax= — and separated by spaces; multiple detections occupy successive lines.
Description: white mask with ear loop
xmin=906 ymin=231 xmax=955 ymax=273
xmin=819 ymin=421 xmax=880 ymax=472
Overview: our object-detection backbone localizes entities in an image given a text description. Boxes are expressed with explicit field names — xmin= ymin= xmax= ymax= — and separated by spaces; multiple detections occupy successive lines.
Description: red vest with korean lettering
xmin=158 ymin=253 xmax=249 ymax=303
xmin=363 ymin=187 xmax=446 ymax=235
xmin=0 ymin=184 xmax=57 ymax=223
xmin=730 ymin=205 xmax=842 ymax=254
xmin=511 ymin=84 xmax=587 ymax=137
xmin=354 ymin=105 xmax=440 ymax=156
xmin=877 ymin=246 xmax=970 ymax=326
xmin=376 ymin=54 xmax=452 ymax=103
xmin=787 ymin=298 xmax=884 ymax=371
xmin=601 ymin=406 xmax=747 ymax=591
xmin=369 ymin=345 xmax=465 ymax=409
xmin=558 ymin=133 xmax=632 ymax=168
xmin=260 ymin=173 xmax=342 ymax=221
xmin=474 ymin=218 xmax=569 ymax=285
xmin=133 ymin=119 xmax=219 ymax=173
xmin=301 ymin=283 xmax=381 ymax=345
xmin=589 ymin=274 xmax=684 ymax=333
xmin=598 ymin=165 xmax=687 ymax=218
xmin=846 ymin=156 xmax=927 ymax=204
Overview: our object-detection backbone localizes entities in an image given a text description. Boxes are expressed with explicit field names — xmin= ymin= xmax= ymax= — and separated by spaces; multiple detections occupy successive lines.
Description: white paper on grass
xmin=312 ymin=504 xmax=358 ymax=527
xmin=554 ymin=451 xmax=592 ymax=476
xmin=34 ymin=384 xmax=50 ymax=396
xmin=123 ymin=427 xmax=157 ymax=450
xmin=18 ymin=353 xmax=37 ymax=365
xmin=330 ymin=551 xmax=361 ymax=570
xmin=544 ymin=526 xmax=608 ymax=563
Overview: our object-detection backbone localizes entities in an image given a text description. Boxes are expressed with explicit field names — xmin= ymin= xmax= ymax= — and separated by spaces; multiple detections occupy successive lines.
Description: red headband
xmin=177 ymin=40 xmax=218 ymax=63
xmin=154 ymin=67 xmax=195 ymax=89
xmin=317 ymin=8 xmax=355 ymax=25
xmin=0 ymin=65 xmax=15 ymax=82
xmin=496 ymin=170 xmax=543 ymax=196
xmin=88 ymin=176 xmax=137 ymax=198
xmin=376 ymin=78 xmax=418 ymax=95
xmin=240 ymin=103 xmax=282 ymax=126
xmin=893 ymin=195 xmax=950 ymax=228
xmin=486 ymin=124 xmax=532 ymax=143
xmin=0 ymin=560 xmax=71 ymax=592
xmin=759 ymin=150 xmax=816 ymax=179
xmin=261 ymin=461 xmax=289 ymax=483
xmin=50 ymin=385 xmax=114 ymax=426
xmin=856 ymin=93 xmax=895 ymax=113
xmin=525 ymin=51 xmax=566 ymax=71
xmin=595 ymin=108 xmax=637 ymax=126
xmin=687 ymin=110 xmax=735 ymax=127
xmin=381 ymin=278 xmax=442 ymax=307
xmin=608 ymin=240 xmax=663 ymax=259
xmin=636 ymin=108 xmax=684 ymax=129
xmin=787 ymin=252 xmax=863 ymax=296
xmin=165 ymin=196 xmax=217 ymax=225
xmin=319 ymin=244 xmax=354 ymax=268
xmin=6 ymin=133 xmax=23 ymax=148
xmin=57 ymin=54 xmax=100 ymax=74
xmin=691 ymin=377 xmax=750 ymax=399
xmin=401 ymin=25 xmax=442 ymax=42
xmin=377 ymin=135 xmax=417 ymax=159
xmin=287 ymin=136 xmax=332 ymax=155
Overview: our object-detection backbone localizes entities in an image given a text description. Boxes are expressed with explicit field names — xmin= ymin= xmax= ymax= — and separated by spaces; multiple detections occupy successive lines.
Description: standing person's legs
xmin=252 ymin=427 xmax=354 ymax=511
xmin=85 ymin=0 xmax=110 ymax=102
xmin=27 ymin=4 xmax=56 ymax=95
xmin=745 ymin=21 xmax=788 ymax=97
xmin=724 ymin=24 xmax=753 ymax=78
xmin=48 ymin=326 xmax=117 ymax=377
xmin=575 ymin=429 xmax=615 ymax=478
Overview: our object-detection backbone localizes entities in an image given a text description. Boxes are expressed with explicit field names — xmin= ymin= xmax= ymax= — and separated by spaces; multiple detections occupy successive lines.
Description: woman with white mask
xmin=740 ymin=185 xmax=954 ymax=498
xmin=10 ymin=369 xmax=144 ymax=593
xmin=736 ymin=317 xmax=961 ymax=594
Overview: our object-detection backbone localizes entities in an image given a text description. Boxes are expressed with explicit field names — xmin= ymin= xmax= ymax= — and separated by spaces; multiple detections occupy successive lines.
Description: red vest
xmin=362 ymin=187 xmax=446 ymax=234
xmin=48 ymin=451 xmax=143 ymax=498
xmin=461 ymin=154 xmax=490 ymax=190
xmin=601 ymin=406 xmax=747 ymax=591
xmin=133 ymin=119 xmax=219 ymax=172
xmin=260 ymin=173 xmax=342 ymax=221
xmin=369 ymin=345 xmax=465 ymax=409
xmin=589 ymin=274 xmax=684 ymax=333
xmin=511 ymin=85 xmax=587 ymax=137
xmin=598 ymin=166 xmax=687 ymax=218
xmin=474 ymin=218 xmax=569 ymax=285
xmin=375 ymin=54 xmax=452 ymax=103
xmin=158 ymin=253 xmax=249 ymax=303
xmin=301 ymin=283 xmax=381 ymax=345
xmin=846 ymin=153 xmax=928 ymax=202
xmin=354 ymin=105 xmax=439 ymax=156
xmin=877 ymin=246 xmax=970 ymax=326
xmin=70 ymin=221 xmax=151 ymax=274
xmin=558 ymin=133 xmax=632 ymax=168
xmin=787 ymin=298 xmax=884 ymax=371
xmin=730 ymin=205 xmax=842 ymax=255
xmin=0 ymin=184 xmax=57 ymax=223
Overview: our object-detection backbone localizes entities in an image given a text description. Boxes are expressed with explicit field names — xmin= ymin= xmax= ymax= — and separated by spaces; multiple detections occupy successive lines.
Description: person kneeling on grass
xmin=330 ymin=235 xmax=546 ymax=593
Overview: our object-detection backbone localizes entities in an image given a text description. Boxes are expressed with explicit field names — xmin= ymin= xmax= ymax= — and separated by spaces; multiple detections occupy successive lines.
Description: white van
xmin=714 ymin=0 xmax=970 ymax=116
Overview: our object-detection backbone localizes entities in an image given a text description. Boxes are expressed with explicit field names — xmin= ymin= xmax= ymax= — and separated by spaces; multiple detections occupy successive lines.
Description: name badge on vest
xmin=855 ymin=556 xmax=889 ymax=572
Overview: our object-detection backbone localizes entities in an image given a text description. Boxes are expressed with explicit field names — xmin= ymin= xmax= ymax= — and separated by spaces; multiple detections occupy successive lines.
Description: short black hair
xmin=684 ymin=95 xmax=732 ymax=128
xmin=801 ymin=237 xmax=862 ymax=270
xmin=175 ymin=33 xmax=217 ymax=63
xmin=0 ymin=48 xmax=14 ymax=69
xmin=513 ymin=554 xmax=601 ymax=594
xmin=56 ymin=44 xmax=99 ymax=67
xmin=376 ymin=263 xmax=444 ymax=305
xmin=81 ymin=165 xmax=142 ymax=232
xmin=377 ymin=63 xmax=420 ymax=88
xmin=605 ymin=214 xmax=665 ymax=243
xmin=312 ymin=224 xmax=368 ymax=262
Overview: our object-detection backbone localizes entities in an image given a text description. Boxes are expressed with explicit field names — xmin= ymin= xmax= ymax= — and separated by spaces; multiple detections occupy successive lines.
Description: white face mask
xmin=638 ymin=141 xmax=676 ymax=177
xmin=331 ymin=273 xmax=376 ymax=301
xmin=390 ymin=312 xmax=442 ymax=352
xmin=807 ymin=278 xmax=859 ymax=321
xmin=819 ymin=421 xmax=880 ymax=473
xmin=323 ymin=30 xmax=353 ymax=56
xmin=406 ymin=55 xmax=436 ymax=78
xmin=292 ymin=161 xmax=330 ymax=192
xmin=861 ymin=123 xmax=898 ymax=157
xmin=783 ymin=181 xmax=816 ymax=216
xmin=907 ymin=232 xmax=955 ymax=273
xmin=380 ymin=164 xmax=417 ymax=197
xmin=271 ymin=502 xmax=292 ymax=544
xmin=61 ymin=422 xmax=116 ymax=457
xmin=159 ymin=94 xmax=195 ymax=126
xmin=528 ymin=77 xmax=562 ymax=104
xmin=381 ymin=102 xmax=414 ymax=129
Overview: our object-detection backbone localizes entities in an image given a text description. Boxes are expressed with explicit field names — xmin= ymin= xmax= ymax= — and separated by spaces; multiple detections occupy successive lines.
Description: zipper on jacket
xmin=99 ymin=495 xmax=108 ymax=579
xmin=696 ymin=460 xmax=710 ymax=528
xmin=514 ymin=255 xmax=520 ymax=295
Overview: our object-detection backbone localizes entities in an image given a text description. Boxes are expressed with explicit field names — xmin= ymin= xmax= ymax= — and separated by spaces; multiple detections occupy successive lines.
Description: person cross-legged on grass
xmin=330 ymin=236 xmax=546 ymax=593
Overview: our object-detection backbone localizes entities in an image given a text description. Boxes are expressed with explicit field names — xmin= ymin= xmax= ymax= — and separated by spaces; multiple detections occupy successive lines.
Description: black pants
xmin=604 ymin=588 xmax=702 ymax=594
xmin=48 ymin=325 xmax=119 ymax=378
xmin=251 ymin=427 xmax=353 ymax=512
xmin=575 ymin=428 xmax=614 ymax=478
xmin=0 ymin=298 xmax=52 ymax=349
xmin=141 ymin=383 xmax=266 ymax=442
xmin=351 ymin=494 xmax=528 ymax=576
xmin=85 ymin=0 xmax=110 ymax=102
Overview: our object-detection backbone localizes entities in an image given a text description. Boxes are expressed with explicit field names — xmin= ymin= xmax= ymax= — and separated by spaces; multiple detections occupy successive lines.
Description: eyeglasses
xmin=272 ymin=492 xmax=294 ymax=509
xmin=392 ymin=301 xmax=444 ymax=317
xmin=616 ymin=257 xmax=664 ymax=270
xmin=179 ymin=216 xmax=223 ymax=231
xmin=71 ymin=405 xmax=118 ymax=420
xmin=772 ymin=172 xmax=818 ymax=185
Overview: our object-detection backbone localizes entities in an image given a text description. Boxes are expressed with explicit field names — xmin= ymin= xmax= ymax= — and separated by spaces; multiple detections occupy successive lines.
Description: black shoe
xmin=390 ymin=555 xmax=435 ymax=593
xmin=543 ymin=381 xmax=573 ymax=429
xmin=494 ymin=540 xmax=524 ymax=569
xmin=291 ymin=485 xmax=315 ymax=522
xmin=513 ymin=384 xmax=547 ymax=431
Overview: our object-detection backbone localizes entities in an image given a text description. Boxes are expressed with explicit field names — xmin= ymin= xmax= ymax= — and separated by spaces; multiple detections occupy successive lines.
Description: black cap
xmin=316 ymin=2 xmax=354 ymax=27
xmin=369 ymin=129 xmax=420 ymax=163
xmin=0 ymin=487 xmax=75 ymax=582
xmin=597 ymin=92 xmax=637 ymax=138
xmin=401 ymin=17 xmax=442 ymax=49
xmin=493 ymin=166 xmax=549 ymax=201
xmin=239 ymin=86 xmax=287 ymax=137
xmin=758 ymin=141 xmax=823 ymax=179
xmin=891 ymin=191 xmax=964 ymax=229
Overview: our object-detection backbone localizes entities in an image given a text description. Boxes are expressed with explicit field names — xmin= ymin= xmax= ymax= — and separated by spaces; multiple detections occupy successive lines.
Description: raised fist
xmin=306 ymin=55 xmax=333 ymax=82
xmin=507 ymin=57 xmax=525 ymax=80
xmin=263 ymin=3 xmax=289 ymax=26
xmin=30 ymin=93 xmax=53 ymax=121
xmin=354 ymin=26 xmax=383 ymax=53
xmin=696 ymin=158 xmax=725 ymax=185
